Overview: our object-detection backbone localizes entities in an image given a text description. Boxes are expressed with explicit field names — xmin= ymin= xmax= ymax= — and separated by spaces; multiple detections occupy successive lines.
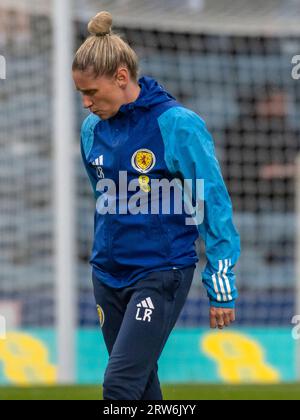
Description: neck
xmin=124 ymin=80 xmax=141 ymax=104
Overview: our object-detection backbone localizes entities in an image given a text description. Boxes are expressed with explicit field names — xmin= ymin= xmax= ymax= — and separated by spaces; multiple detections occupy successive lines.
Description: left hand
xmin=209 ymin=307 xmax=235 ymax=330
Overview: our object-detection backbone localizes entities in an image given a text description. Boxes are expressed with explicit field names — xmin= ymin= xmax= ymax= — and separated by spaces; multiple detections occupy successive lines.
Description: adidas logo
xmin=91 ymin=155 xmax=105 ymax=179
xmin=92 ymin=154 xmax=104 ymax=166
xmin=135 ymin=297 xmax=155 ymax=322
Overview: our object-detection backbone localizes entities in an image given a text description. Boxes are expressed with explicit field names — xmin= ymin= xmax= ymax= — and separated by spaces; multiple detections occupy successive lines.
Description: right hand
xmin=209 ymin=307 xmax=235 ymax=330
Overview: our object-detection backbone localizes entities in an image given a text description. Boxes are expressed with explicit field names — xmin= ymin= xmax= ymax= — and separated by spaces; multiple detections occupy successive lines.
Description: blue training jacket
xmin=81 ymin=76 xmax=240 ymax=308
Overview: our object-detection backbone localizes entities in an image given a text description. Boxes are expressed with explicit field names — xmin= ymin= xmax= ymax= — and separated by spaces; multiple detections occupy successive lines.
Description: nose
xmin=82 ymin=95 xmax=93 ymax=109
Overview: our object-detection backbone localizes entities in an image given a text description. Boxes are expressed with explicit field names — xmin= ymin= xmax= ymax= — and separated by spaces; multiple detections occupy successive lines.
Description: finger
xmin=209 ymin=309 xmax=217 ymax=329
xmin=229 ymin=310 xmax=236 ymax=323
xmin=210 ymin=314 xmax=217 ymax=329
xmin=216 ymin=312 xmax=225 ymax=329
xmin=223 ymin=312 xmax=231 ymax=327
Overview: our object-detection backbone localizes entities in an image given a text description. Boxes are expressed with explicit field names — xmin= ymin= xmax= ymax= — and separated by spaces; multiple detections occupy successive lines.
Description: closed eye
xmin=78 ymin=89 xmax=97 ymax=96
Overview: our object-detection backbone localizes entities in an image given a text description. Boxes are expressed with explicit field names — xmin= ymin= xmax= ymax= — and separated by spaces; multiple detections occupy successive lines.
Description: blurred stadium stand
xmin=0 ymin=0 xmax=300 ymax=329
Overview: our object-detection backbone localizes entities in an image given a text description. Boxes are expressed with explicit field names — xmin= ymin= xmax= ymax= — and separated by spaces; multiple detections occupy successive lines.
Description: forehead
xmin=73 ymin=70 xmax=111 ymax=91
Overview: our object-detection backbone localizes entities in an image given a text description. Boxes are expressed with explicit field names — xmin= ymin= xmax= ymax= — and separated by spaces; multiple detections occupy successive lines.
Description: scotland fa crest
xmin=96 ymin=305 xmax=105 ymax=328
xmin=131 ymin=149 xmax=156 ymax=174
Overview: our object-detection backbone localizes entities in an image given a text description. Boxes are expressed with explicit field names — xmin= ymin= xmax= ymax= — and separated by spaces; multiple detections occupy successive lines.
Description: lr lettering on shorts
xmin=135 ymin=297 xmax=155 ymax=322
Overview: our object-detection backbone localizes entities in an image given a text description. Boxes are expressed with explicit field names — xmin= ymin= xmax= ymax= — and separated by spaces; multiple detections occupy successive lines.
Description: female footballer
xmin=72 ymin=11 xmax=240 ymax=400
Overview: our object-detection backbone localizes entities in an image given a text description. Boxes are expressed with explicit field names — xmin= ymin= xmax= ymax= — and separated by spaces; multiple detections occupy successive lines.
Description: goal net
xmin=76 ymin=0 xmax=300 ymax=328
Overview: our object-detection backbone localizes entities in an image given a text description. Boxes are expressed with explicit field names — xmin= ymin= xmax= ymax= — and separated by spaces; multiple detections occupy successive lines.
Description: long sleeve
xmin=158 ymin=106 xmax=240 ymax=308
xmin=80 ymin=114 xmax=101 ymax=200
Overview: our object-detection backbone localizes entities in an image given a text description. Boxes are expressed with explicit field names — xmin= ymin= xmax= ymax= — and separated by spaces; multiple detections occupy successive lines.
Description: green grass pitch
xmin=0 ymin=383 xmax=300 ymax=400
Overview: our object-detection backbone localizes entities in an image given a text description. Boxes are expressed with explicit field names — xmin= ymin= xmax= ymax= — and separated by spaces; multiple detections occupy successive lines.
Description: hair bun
xmin=88 ymin=11 xmax=113 ymax=36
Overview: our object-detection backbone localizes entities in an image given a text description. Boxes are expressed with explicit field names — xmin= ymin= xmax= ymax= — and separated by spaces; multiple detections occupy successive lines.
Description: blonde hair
xmin=72 ymin=11 xmax=139 ymax=81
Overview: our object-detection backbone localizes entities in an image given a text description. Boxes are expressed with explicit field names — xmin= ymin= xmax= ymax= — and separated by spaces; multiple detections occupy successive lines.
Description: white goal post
xmin=53 ymin=0 xmax=76 ymax=383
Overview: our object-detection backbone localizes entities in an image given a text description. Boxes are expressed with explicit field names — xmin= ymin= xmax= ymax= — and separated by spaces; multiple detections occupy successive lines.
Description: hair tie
xmin=96 ymin=31 xmax=110 ymax=37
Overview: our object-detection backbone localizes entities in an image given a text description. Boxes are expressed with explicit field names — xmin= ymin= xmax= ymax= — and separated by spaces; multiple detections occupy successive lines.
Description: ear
xmin=115 ymin=67 xmax=129 ymax=89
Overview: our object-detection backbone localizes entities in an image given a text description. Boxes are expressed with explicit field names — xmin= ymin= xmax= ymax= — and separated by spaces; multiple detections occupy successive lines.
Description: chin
xmin=93 ymin=110 xmax=117 ymax=120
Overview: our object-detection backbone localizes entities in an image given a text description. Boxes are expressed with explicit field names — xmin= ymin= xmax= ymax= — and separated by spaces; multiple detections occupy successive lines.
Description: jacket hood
xmin=118 ymin=76 xmax=175 ymax=114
